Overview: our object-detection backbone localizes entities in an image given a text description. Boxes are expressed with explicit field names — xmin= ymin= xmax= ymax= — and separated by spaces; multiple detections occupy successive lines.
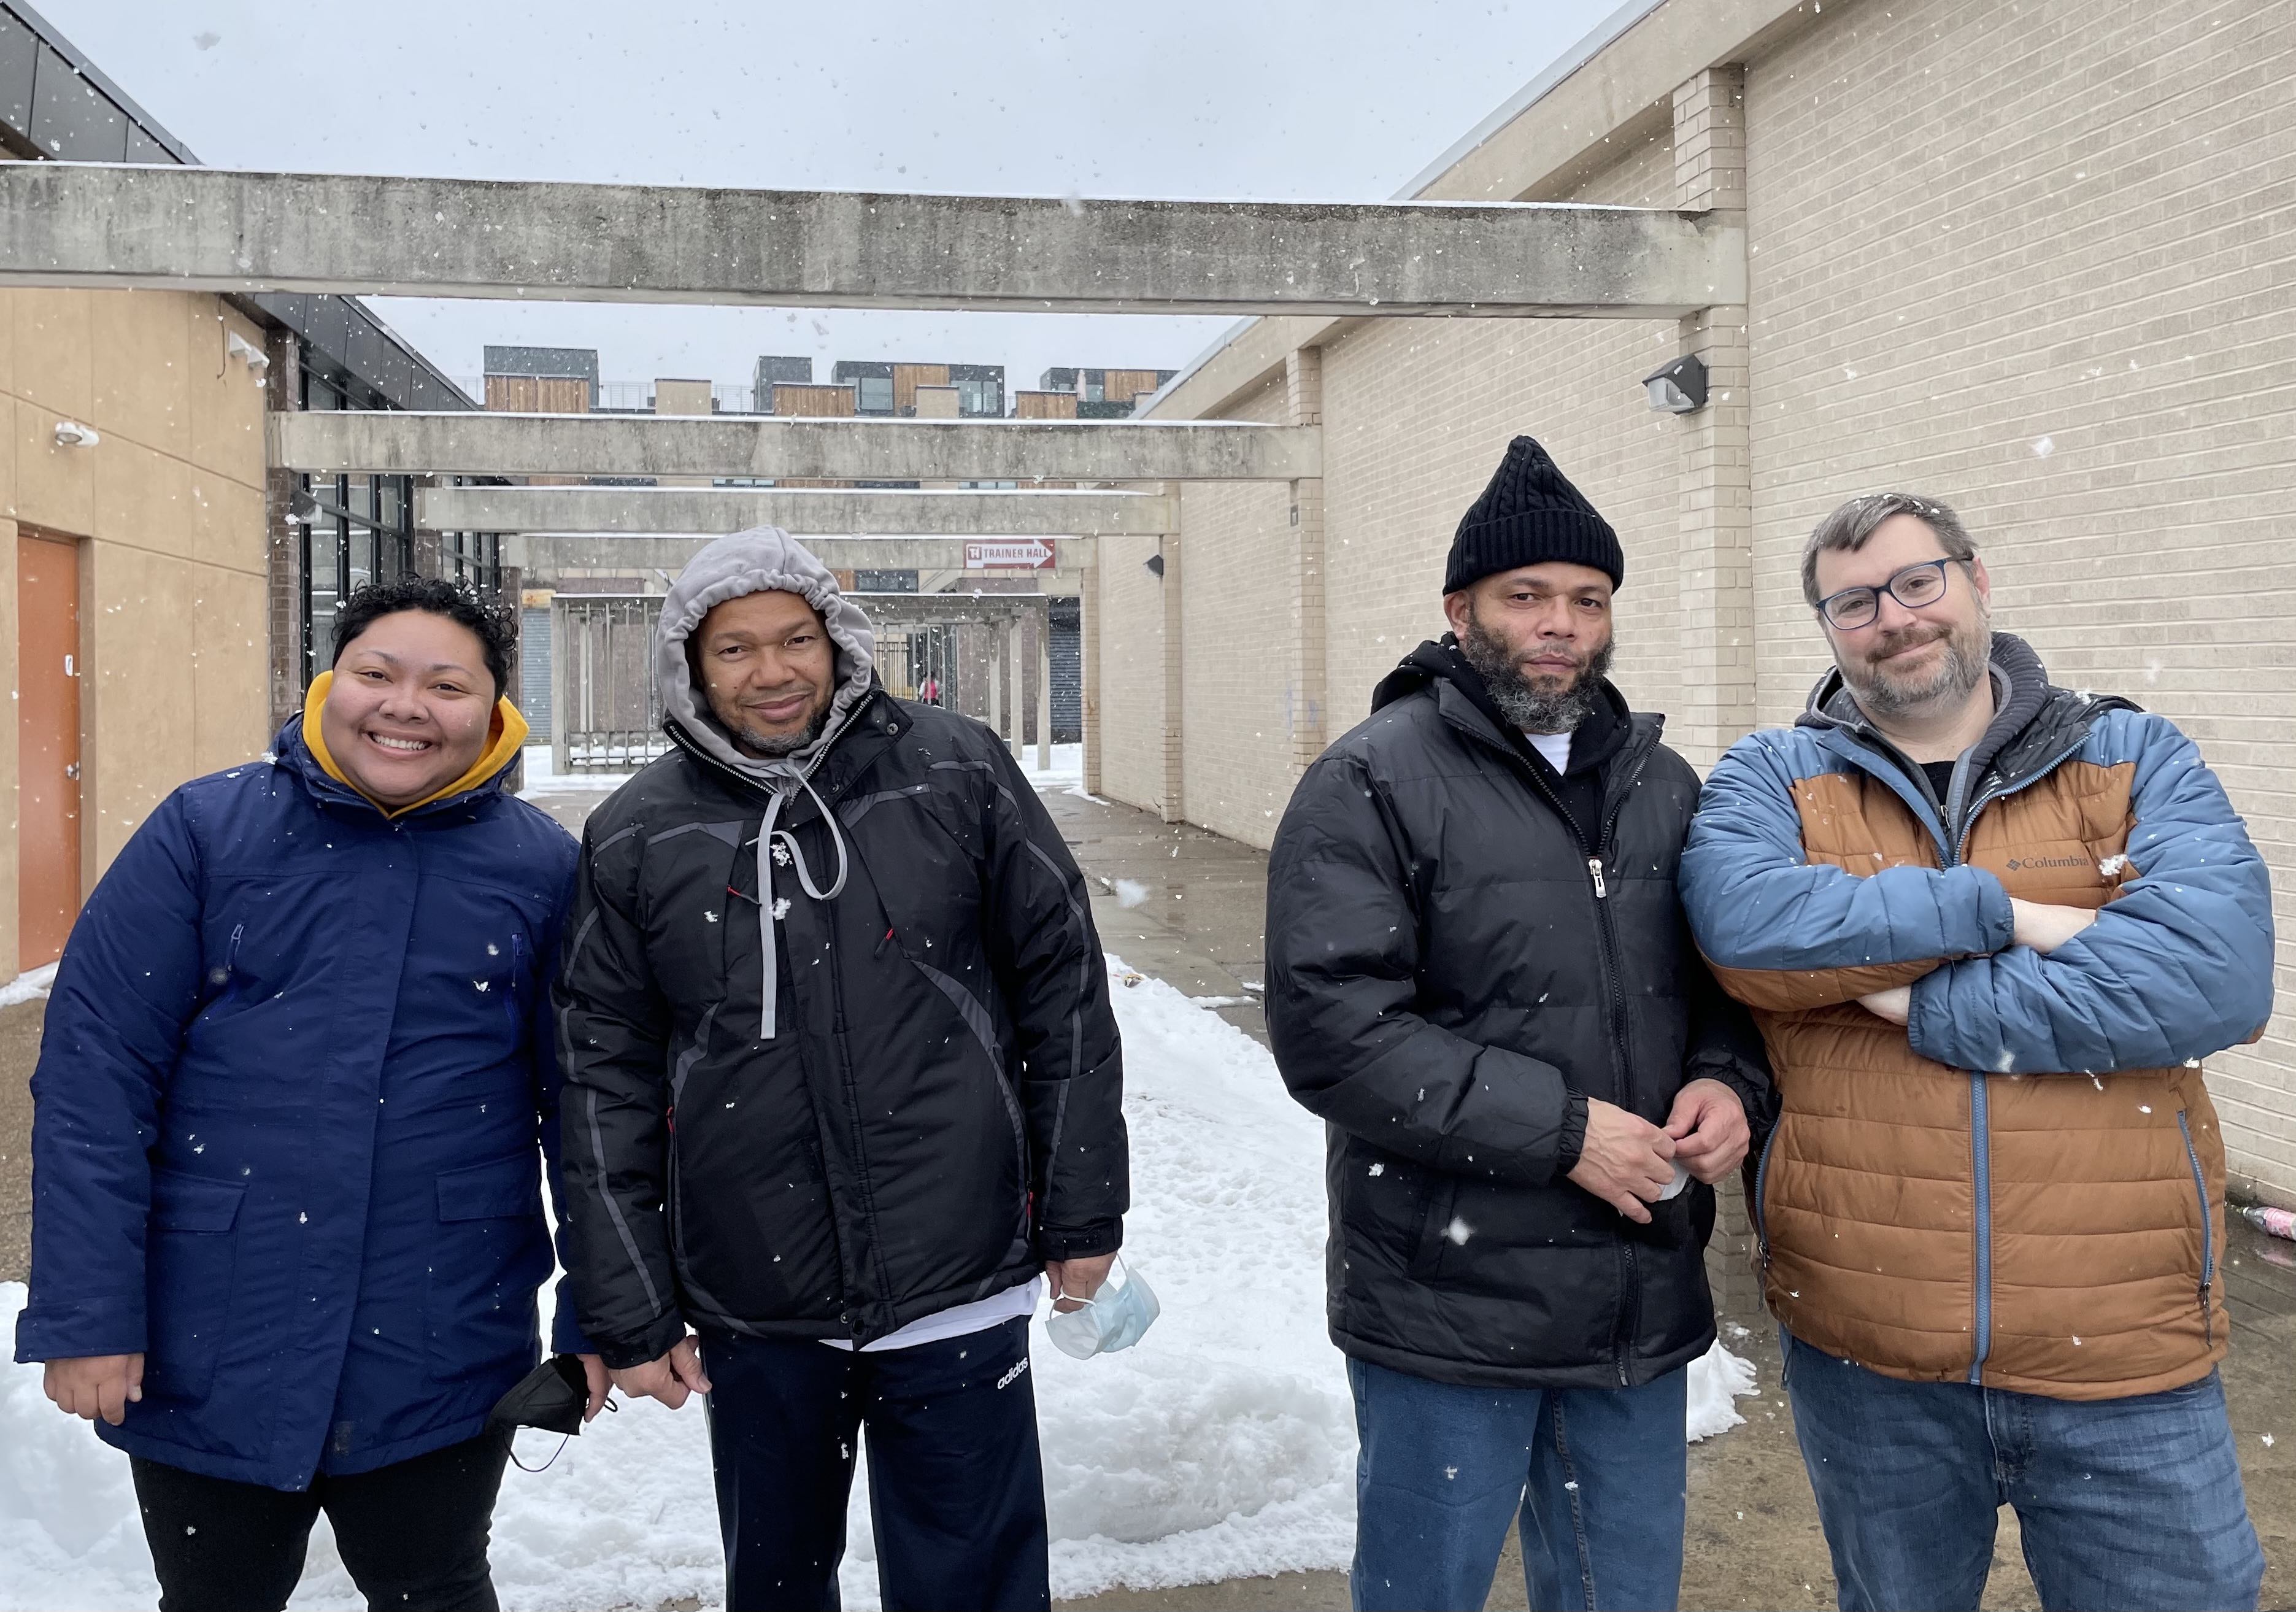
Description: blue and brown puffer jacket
xmin=1681 ymin=634 xmax=2272 ymax=1400
xmin=14 ymin=689 xmax=584 ymax=1489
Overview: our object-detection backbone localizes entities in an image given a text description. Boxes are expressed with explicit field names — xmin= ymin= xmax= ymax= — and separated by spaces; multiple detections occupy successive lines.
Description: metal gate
xmin=551 ymin=593 xmax=671 ymax=774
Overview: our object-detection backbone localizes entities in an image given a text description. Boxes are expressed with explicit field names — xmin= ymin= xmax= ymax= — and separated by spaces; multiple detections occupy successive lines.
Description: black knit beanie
xmin=1443 ymin=436 xmax=1625 ymax=593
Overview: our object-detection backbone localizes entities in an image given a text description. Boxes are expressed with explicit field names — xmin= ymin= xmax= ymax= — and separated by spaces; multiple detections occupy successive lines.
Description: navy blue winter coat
xmin=13 ymin=705 xmax=583 ymax=1490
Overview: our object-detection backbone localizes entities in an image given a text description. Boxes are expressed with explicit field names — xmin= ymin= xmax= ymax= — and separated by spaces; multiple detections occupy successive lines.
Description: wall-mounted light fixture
xmin=1641 ymin=355 xmax=1708 ymax=414
xmin=52 ymin=419 xmax=100 ymax=448
xmin=226 ymin=331 xmax=271 ymax=377
xmin=1144 ymin=552 xmax=1166 ymax=579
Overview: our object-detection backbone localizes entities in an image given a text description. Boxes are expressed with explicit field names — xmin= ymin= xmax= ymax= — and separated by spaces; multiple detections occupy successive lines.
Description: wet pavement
xmin=1 ymin=774 xmax=2286 ymax=1610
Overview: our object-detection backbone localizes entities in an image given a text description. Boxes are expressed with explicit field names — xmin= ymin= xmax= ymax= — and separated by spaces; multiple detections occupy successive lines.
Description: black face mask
xmin=487 ymin=1355 xmax=615 ymax=1470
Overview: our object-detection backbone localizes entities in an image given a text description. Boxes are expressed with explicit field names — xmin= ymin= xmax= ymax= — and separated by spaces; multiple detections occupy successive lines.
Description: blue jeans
xmin=1347 ymin=1356 xmax=1688 ymax=1612
xmin=1784 ymin=1331 xmax=2264 ymax=1612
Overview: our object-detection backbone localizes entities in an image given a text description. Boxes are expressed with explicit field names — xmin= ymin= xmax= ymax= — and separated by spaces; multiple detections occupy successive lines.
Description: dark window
xmin=28 ymin=42 xmax=125 ymax=159
xmin=0 ymin=10 xmax=37 ymax=134
xmin=857 ymin=376 xmax=894 ymax=413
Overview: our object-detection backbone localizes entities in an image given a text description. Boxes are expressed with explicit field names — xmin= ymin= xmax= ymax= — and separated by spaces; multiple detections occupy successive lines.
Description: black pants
xmin=703 ymin=1316 xmax=1051 ymax=1612
xmin=130 ymin=1432 xmax=509 ymax=1612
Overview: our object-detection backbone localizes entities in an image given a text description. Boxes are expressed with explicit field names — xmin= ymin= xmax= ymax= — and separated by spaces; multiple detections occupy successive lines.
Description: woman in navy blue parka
xmin=13 ymin=578 xmax=592 ymax=1612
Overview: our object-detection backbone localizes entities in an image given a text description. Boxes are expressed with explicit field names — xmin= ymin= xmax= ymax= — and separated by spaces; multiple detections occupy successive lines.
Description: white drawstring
xmin=755 ymin=769 xmax=850 ymax=1040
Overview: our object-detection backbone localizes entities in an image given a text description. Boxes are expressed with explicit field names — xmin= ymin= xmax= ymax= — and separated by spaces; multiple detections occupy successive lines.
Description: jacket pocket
xmin=145 ymin=1172 xmax=245 ymax=1403
xmin=1408 ymin=1178 xmax=1460 ymax=1279
xmin=1751 ymin=1120 xmax=1784 ymax=1267
xmin=2177 ymin=1110 xmax=2216 ymax=1349
xmin=425 ymin=1154 xmax=549 ymax=1384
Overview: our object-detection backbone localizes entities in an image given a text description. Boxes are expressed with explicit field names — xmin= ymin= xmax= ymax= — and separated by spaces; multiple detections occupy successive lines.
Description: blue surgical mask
xmin=1044 ymin=1260 xmax=1160 ymax=1360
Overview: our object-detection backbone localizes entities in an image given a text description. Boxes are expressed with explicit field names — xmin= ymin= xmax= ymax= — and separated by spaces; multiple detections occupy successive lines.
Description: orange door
xmin=18 ymin=531 xmax=83 ymax=969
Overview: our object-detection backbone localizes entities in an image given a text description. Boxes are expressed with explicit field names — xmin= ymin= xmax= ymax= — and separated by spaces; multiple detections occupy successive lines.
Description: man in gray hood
xmin=554 ymin=529 xmax=1128 ymax=1612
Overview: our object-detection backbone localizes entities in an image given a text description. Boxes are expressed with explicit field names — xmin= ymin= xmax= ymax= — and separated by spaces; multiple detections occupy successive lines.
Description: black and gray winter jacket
xmin=554 ymin=529 xmax=1126 ymax=1368
xmin=1265 ymin=639 xmax=1771 ymax=1390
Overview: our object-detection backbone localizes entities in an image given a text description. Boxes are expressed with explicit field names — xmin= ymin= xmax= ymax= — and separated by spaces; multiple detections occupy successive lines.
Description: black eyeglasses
xmin=1814 ymin=558 xmax=1962 ymax=630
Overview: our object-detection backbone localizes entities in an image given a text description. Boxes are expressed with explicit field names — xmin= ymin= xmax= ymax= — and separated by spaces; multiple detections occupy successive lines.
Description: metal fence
xmin=551 ymin=595 xmax=672 ymax=774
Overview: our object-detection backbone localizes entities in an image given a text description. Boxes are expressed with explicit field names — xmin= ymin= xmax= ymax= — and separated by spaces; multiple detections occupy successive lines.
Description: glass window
xmin=858 ymin=376 xmax=893 ymax=412
xmin=0 ymin=11 xmax=37 ymax=132
xmin=28 ymin=43 xmax=126 ymax=160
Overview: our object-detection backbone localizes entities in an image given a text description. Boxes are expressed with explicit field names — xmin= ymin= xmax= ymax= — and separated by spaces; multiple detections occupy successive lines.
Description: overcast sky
xmin=44 ymin=0 xmax=1624 ymax=398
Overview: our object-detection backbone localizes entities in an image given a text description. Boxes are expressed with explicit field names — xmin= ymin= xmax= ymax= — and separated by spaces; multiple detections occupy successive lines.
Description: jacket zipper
xmin=1946 ymin=734 xmax=2095 ymax=1387
xmin=2178 ymin=1110 xmax=2217 ymax=1349
xmin=1833 ymin=723 xmax=2097 ymax=1387
xmin=1751 ymin=1124 xmax=1781 ymax=1268
xmin=1499 ymin=727 xmax=1656 ymax=1386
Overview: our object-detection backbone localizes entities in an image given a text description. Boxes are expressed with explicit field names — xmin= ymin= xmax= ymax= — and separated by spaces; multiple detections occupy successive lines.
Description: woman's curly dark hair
xmin=331 ymin=575 xmax=517 ymax=698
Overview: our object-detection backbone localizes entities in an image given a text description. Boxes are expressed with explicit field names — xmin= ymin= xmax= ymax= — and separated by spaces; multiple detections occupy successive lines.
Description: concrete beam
xmin=418 ymin=485 xmax=1173 ymax=536
xmin=844 ymin=592 xmax=1050 ymax=627
xmin=4 ymin=164 xmax=1745 ymax=318
xmin=274 ymin=412 xmax=1318 ymax=482
xmin=508 ymin=533 xmax=1079 ymax=592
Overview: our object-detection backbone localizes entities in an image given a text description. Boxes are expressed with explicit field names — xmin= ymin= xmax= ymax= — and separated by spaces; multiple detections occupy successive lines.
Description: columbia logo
xmin=2006 ymin=855 xmax=2087 ymax=871
xmin=996 ymin=1357 xmax=1030 ymax=1390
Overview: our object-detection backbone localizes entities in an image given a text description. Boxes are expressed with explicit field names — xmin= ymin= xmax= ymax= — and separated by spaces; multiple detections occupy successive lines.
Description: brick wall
xmin=1096 ymin=532 xmax=1169 ymax=813
xmin=1745 ymin=0 xmax=2296 ymax=1196
xmin=1095 ymin=0 xmax=2296 ymax=1198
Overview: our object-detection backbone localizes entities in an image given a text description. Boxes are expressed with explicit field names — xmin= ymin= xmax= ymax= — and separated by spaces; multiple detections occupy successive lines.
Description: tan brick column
xmin=1671 ymin=65 xmax=1754 ymax=779
xmin=1675 ymin=64 xmax=1763 ymax=1323
xmin=1158 ymin=519 xmax=1185 ymax=823
xmin=1080 ymin=539 xmax=1104 ymax=796
xmin=1285 ymin=347 xmax=1328 ymax=777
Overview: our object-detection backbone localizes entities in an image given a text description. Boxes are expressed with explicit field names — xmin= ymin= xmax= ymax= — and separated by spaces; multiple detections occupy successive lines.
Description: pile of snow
xmin=0 ymin=955 xmax=1757 ymax=1611
xmin=517 ymin=746 xmax=639 ymax=793
xmin=1019 ymin=741 xmax=1085 ymax=793
xmin=0 ymin=963 xmax=56 ymax=1011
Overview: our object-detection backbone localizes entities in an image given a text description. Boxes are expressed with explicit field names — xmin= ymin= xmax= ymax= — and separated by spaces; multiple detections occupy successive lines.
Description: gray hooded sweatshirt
xmin=654 ymin=526 xmax=878 ymax=1038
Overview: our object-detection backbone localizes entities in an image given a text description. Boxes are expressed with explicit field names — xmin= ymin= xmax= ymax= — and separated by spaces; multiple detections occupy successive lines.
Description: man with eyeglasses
xmin=1679 ymin=492 xmax=2271 ymax=1611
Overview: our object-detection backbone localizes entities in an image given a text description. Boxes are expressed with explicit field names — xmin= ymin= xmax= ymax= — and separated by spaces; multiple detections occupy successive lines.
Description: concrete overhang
xmin=4 ymin=164 xmax=1744 ymax=318
xmin=507 ymin=534 xmax=1084 ymax=585
xmin=1142 ymin=0 xmax=1819 ymax=420
xmin=274 ymin=412 xmax=1320 ymax=482
xmin=418 ymin=486 xmax=1174 ymax=536
xmin=842 ymin=592 xmax=1052 ymax=626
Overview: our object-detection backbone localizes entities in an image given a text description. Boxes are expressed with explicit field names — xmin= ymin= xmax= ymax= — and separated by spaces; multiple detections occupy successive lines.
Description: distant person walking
xmin=1681 ymin=492 xmax=2271 ymax=1611
xmin=1264 ymin=438 xmax=1772 ymax=1612
xmin=555 ymin=528 xmax=1127 ymax=1612
xmin=16 ymin=577 xmax=592 ymax=1612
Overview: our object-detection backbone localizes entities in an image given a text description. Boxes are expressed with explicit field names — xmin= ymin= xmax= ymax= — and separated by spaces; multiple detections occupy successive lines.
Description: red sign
xmin=964 ymin=539 xmax=1055 ymax=571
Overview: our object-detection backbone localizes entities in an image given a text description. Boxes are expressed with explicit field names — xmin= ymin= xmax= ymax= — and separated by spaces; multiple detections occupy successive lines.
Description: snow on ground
xmin=1019 ymin=740 xmax=1085 ymax=795
xmin=518 ymin=746 xmax=638 ymax=793
xmin=0 ymin=955 xmax=1757 ymax=1611
xmin=0 ymin=963 xmax=55 ymax=1010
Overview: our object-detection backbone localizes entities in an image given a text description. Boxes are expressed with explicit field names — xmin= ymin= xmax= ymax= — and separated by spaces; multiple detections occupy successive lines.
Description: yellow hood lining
xmin=301 ymin=670 xmax=529 ymax=818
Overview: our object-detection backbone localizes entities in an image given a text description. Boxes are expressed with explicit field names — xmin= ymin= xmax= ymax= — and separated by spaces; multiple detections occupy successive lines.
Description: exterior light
xmin=226 ymin=331 xmax=270 ymax=376
xmin=53 ymin=419 xmax=99 ymax=447
xmin=1641 ymin=355 xmax=1708 ymax=414
xmin=1144 ymin=553 xmax=1166 ymax=579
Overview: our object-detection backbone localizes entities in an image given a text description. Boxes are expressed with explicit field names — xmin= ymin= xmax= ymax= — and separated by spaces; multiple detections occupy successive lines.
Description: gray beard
xmin=1457 ymin=619 xmax=1615 ymax=735
xmin=726 ymin=703 xmax=830 ymax=758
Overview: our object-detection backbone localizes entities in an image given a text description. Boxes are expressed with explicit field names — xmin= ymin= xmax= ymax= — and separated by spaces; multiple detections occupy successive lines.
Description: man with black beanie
xmin=1264 ymin=436 xmax=1772 ymax=1612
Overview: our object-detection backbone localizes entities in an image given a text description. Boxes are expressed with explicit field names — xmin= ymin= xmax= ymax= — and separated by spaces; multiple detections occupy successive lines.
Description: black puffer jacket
xmin=556 ymin=693 xmax=1126 ymax=1368
xmin=1265 ymin=641 xmax=1771 ymax=1389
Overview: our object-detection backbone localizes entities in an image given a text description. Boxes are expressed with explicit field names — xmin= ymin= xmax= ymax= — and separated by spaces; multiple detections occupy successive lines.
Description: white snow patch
xmin=0 ymin=954 xmax=1756 ymax=1608
xmin=1112 ymin=879 xmax=1151 ymax=910
xmin=516 ymin=746 xmax=636 ymax=793
xmin=0 ymin=964 xmax=56 ymax=1010
xmin=2032 ymin=435 xmax=2055 ymax=458
xmin=1020 ymin=742 xmax=1084 ymax=793
xmin=2097 ymin=854 xmax=2130 ymax=877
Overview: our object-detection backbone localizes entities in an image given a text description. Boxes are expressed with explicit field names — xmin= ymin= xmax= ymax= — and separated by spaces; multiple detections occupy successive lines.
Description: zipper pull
xmin=1589 ymin=857 xmax=1608 ymax=898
